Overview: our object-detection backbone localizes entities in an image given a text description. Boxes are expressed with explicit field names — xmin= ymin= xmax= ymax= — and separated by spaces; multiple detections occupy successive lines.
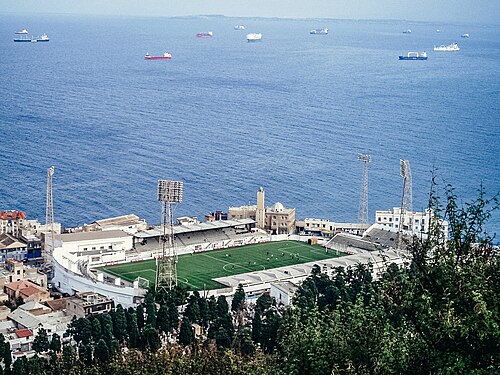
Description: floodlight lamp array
xmin=157 ymin=180 xmax=184 ymax=203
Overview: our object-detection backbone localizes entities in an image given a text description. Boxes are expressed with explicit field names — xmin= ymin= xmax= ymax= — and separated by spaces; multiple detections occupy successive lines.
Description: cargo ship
xmin=399 ymin=52 xmax=427 ymax=60
xmin=196 ymin=32 xmax=213 ymax=38
xmin=144 ymin=52 xmax=172 ymax=60
xmin=246 ymin=33 xmax=262 ymax=42
xmin=13 ymin=29 xmax=49 ymax=43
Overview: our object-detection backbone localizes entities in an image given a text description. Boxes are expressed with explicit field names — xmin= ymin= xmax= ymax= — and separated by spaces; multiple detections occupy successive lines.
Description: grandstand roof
xmin=134 ymin=218 xmax=255 ymax=238
xmin=213 ymin=249 xmax=407 ymax=289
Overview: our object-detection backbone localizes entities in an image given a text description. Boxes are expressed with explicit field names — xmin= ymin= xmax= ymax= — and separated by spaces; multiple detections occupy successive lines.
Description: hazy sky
xmin=1 ymin=0 xmax=499 ymax=23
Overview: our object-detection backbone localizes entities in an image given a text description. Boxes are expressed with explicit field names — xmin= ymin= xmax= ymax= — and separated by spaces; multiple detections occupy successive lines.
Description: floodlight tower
xmin=398 ymin=159 xmax=412 ymax=248
xmin=156 ymin=180 xmax=183 ymax=293
xmin=400 ymin=159 xmax=412 ymax=215
xmin=44 ymin=166 xmax=55 ymax=260
xmin=357 ymin=154 xmax=372 ymax=225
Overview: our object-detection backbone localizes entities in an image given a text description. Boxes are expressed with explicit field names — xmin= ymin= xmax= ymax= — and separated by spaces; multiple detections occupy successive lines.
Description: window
xmin=389 ymin=218 xmax=392 ymax=222
xmin=83 ymin=247 xmax=87 ymax=251
xmin=100 ymin=246 xmax=104 ymax=250
xmin=395 ymin=218 xmax=399 ymax=222
xmin=108 ymin=245 xmax=112 ymax=249
xmin=415 ymin=219 xmax=419 ymax=223
xmin=92 ymin=247 xmax=96 ymax=250
xmin=378 ymin=217 xmax=381 ymax=222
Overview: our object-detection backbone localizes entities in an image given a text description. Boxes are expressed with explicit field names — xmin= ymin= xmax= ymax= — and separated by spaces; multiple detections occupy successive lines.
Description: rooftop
xmin=56 ymin=229 xmax=132 ymax=243
xmin=94 ymin=214 xmax=144 ymax=228
xmin=134 ymin=218 xmax=255 ymax=238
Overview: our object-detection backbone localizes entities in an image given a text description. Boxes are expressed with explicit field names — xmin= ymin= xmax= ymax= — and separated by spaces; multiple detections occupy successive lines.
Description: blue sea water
xmin=0 ymin=14 xmax=499 ymax=234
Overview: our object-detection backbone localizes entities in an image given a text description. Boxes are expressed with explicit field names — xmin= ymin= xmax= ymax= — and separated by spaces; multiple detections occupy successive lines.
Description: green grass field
xmin=97 ymin=240 xmax=344 ymax=291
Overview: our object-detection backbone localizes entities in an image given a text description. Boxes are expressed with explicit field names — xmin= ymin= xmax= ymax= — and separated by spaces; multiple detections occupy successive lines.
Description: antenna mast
xmin=357 ymin=154 xmax=372 ymax=225
xmin=45 ymin=166 xmax=55 ymax=261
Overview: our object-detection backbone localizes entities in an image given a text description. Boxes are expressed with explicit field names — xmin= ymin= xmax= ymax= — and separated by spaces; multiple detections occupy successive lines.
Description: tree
xmin=141 ymin=324 xmax=160 ymax=352
xmin=251 ymin=309 xmax=262 ymax=344
xmin=136 ymin=304 xmax=145 ymax=330
xmin=49 ymin=333 xmax=61 ymax=353
xmin=126 ymin=310 xmax=140 ymax=348
xmin=167 ymin=301 xmax=179 ymax=332
xmin=91 ymin=317 xmax=102 ymax=343
xmin=11 ymin=355 xmax=28 ymax=375
xmin=33 ymin=328 xmax=50 ymax=353
xmin=215 ymin=326 xmax=231 ymax=350
xmin=145 ymin=292 xmax=157 ymax=327
xmin=184 ymin=294 xmax=201 ymax=324
xmin=78 ymin=342 xmax=93 ymax=366
xmin=3 ymin=341 xmax=11 ymax=370
xmin=178 ymin=317 xmax=195 ymax=346
xmin=94 ymin=339 xmax=110 ymax=365
xmin=256 ymin=293 xmax=273 ymax=313
xmin=156 ymin=304 xmax=170 ymax=334
xmin=216 ymin=295 xmax=229 ymax=316
xmin=113 ymin=304 xmax=128 ymax=344
xmin=231 ymin=284 xmax=246 ymax=312
xmin=233 ymin=328 xmax=256 ymax=356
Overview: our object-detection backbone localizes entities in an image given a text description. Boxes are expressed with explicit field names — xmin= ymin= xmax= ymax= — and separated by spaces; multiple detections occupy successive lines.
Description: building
xmin=54 ymin=230 xmax=133 ymax=269
xmin=265 ymin=202 xmax=295 ymax=235
xmin=65 ymin=292 xmax=114 ymax=318
xmin=82 ymin=214 xmax=147 ymax=235
xmin=0 ymin=234 xmax=27 ymax=262
xmin=375 ymin=207 xmax=448 ymax=235
xmin=296 ymin=218 xmax=370 ymax=237
xmin=0 ymin=211 xmax=27 ymax=237
xmin=228 ymin=187 xmax=296 ymax=234
xmin=4 ymin=280 xmax=52 ymax=304
xmin=204 ymin=211 xmax=228 ymax=222
xmin=0 ymin=258 xmax=47 ymax=289
xmin=270 ymin=281 xmax=298 ymax=306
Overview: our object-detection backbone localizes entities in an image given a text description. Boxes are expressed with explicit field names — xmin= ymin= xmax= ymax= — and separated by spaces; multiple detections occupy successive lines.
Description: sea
xmin=0 ymin=14 xmax=499 ymax=235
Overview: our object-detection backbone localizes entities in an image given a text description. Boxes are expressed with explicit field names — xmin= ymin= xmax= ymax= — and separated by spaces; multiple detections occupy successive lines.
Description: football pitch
xmin=97 ymin=240 xmax=344 ymax=291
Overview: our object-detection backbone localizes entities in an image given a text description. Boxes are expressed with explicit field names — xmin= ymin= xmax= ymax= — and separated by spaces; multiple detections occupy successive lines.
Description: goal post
xmin=135 ymin=276 xmax=150 ymax=289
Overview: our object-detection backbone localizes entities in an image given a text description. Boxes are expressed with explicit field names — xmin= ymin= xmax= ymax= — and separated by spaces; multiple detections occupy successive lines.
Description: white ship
xmin=234 ymin=25 xmax=245 ymax=30
xmin=433 ymin=43 xmax=460 ymax=52
xmin=310 ymin=28 xmax=328 ymax=35
xmin=246 ymin=33 xmax=262 ymax=42
xmin=461 ymin=33 xmax=470 ymax=38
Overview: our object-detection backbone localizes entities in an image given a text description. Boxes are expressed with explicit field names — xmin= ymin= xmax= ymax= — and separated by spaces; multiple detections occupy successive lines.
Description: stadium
xmin=51 ymin=214 xmax=407 ymax=307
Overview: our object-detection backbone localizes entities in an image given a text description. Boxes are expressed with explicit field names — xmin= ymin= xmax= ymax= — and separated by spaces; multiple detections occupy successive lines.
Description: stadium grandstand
xmin=131 ymin=218 xmax=269 ymax=258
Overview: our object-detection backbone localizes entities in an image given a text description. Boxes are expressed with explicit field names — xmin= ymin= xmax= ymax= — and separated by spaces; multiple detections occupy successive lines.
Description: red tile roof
xmin=15 ymin=328 xmax=32 ymax=338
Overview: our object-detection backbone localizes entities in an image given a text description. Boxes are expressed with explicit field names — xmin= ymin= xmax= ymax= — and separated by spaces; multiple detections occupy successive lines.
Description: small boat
xmin=461 ymin=33 xmax=470 ymax=38
xmin=144 ymin=52 xmax=172 ymax=60
xmin=310 ymin=28 xmax=328 ymax=35
xmin=196 ymin=32 xmax=213 ymax=38
xmin=234 ymin=25 xmax=245 ymax=30
xmin=402 ymin=29 xmax=412 ymax=34
xmin=246 ymin=33 xmax=262 ymax=42
xmin=436 ymin=29 xmax=441 ymax=32
xmin=399 ymin=52 xmax=428 ymax=60
xmin=15 ymin=28 xmax=29 ymax=35
xmin=433 ymin=43 xmax=460 ymax=52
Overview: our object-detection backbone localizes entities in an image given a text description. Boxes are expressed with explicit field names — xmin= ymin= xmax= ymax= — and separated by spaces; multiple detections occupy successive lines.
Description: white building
xmin=375 ymin=207 xmax=448 ymax=235
xmin=54 ymin=230 xmax=132 ymax=268
xmin=270 ymin=281 xmax=298 ymax=306
xmin=296 ymin=218 xmax=370 ymax=237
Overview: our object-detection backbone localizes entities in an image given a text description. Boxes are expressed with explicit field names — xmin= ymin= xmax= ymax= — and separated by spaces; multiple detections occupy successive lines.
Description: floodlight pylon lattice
xmin=155 ymin=180 xmax=183 ymax=293
xmin=44 ymin=166 xmax=55 ymax=261
xmin=398 ymin=159 xmax=412 ymax=249
xmin=400 ymin=159 xmax=412 ymax=213
xmin=357 ymin=154 xmax=372 ymax=225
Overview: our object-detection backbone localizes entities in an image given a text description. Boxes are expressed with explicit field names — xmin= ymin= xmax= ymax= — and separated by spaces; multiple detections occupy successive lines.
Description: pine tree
xmin=136 ymin=304 xmax=145 ymax=330
xmin=113 ymin=304 xmax=128 ymax=344
xmin=231 ymin=284 xmax=246 ymax=311
xmin=95 ymin=339 xmax=110 ymax=365
xmin=49 ymin=333 xmax=62 ymax=353
xmin=178 ymin=317 xmax=195 ymax=346
xmin=33 ymin=328 xmax=50 ymax=353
